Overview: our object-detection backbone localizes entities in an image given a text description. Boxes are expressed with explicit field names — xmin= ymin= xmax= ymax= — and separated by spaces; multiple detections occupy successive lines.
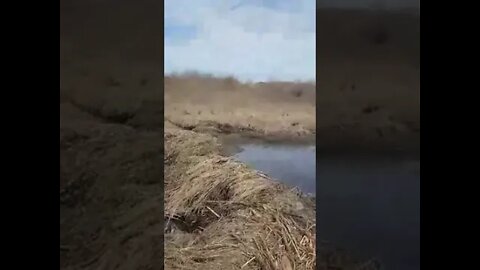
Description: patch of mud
xmin=166 ymin=118 xmax=316 ymax=147
xmin=167 ymin=115 xmax=418 ymax=155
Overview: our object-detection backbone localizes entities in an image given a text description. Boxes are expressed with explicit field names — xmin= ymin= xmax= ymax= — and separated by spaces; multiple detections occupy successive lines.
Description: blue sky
xmin=164 ymin=0 xmax=316 ymax=82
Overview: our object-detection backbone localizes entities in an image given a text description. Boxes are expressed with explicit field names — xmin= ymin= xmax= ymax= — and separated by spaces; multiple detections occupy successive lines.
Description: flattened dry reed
xmin=164 ymin=128 xmax=316 ymax=270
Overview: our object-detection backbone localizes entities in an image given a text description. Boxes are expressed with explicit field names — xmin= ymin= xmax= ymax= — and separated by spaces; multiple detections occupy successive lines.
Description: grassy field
xmin=165 ymin=74 xmax=316 ymax=141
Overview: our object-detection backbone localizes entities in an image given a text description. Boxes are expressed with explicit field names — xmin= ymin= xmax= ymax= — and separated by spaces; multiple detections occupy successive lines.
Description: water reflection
xmin=234 ymin=144 xmax=420 ymax=270
xmin=234 ymin=144 xmax=316 ymax=195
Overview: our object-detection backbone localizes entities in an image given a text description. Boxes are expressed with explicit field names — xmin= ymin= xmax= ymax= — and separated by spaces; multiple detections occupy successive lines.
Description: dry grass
xmin=165 ymin=74 xmax=316 ymax=140
xmin=164 ymin=128 xmax=316 ymax=270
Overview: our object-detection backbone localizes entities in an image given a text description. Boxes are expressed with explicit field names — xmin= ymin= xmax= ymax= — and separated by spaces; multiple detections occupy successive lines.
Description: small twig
xmin=206 ymin=206 xmax=221 ymax=218
xmin=241 ymin=256 xmax=256 ymax=269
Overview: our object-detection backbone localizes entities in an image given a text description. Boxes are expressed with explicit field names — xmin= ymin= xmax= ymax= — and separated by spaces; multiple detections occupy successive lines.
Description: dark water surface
xmin=234 ymin=144 xmax=420 ymax=270
xmin=234 ymin=144 xmax=316 ymax=194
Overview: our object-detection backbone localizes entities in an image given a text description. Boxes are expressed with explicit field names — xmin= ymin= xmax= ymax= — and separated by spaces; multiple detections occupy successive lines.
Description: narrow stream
xmin=233 ymin=143 xmax=420 ymax=270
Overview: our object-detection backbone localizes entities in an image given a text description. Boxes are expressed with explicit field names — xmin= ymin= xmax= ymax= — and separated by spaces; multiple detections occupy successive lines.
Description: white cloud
xmin=165 ymin=0 xmax=315 ymax=82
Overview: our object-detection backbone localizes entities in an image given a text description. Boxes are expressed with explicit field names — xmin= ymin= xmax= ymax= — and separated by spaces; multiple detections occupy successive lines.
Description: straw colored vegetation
xmin=164 ymin=127 xmax=316 ymax=270
xmin=165 ymin=73 xmax=316 ymax=141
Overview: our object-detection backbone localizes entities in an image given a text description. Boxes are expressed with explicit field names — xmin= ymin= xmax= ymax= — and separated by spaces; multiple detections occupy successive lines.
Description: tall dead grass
xmin=164 ymin=128 xmax=315 ymax=270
